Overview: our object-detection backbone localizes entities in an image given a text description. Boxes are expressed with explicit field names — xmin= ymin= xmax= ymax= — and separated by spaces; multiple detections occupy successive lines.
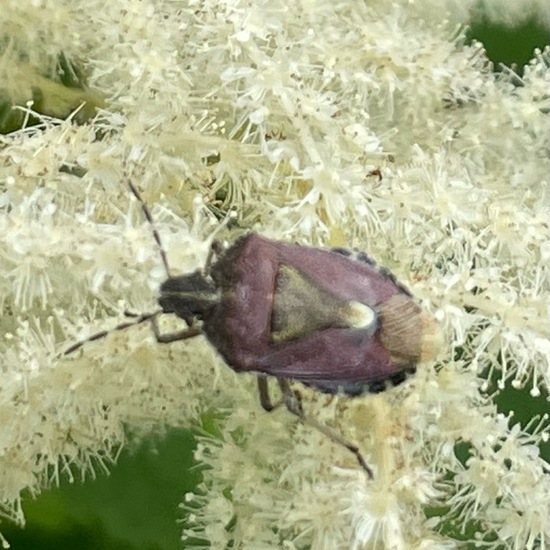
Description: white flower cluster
xmin=1 ymin=0 xmax=548 ymax=548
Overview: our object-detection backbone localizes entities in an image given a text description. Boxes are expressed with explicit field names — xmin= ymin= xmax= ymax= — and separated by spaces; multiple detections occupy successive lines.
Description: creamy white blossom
xmin=1 ymin=0 xmax=549 ymax=548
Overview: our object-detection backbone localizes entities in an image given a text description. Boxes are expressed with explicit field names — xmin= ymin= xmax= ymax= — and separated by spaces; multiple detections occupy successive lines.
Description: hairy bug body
xmin=65 ymin=182 xmax=441 ymax=478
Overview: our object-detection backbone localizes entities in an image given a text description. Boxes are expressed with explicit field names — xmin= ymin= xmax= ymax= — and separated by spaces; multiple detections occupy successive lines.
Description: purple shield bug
xmin=65 ymin=182 xmax=441 ymax=478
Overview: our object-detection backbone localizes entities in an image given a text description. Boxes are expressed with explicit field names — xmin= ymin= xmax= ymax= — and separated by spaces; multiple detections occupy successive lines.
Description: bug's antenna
xmin=63 ymin=182 xmax=172 ymax=357
xmin=127 ymin=181 xmax=171 ymax=278
xmin=62 ymin=310 xmax=162 ymax=356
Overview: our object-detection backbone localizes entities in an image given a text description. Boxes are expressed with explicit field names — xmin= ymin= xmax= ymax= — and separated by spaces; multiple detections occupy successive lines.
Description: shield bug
xmin=65 ymin=182 xmax=441 ymax=478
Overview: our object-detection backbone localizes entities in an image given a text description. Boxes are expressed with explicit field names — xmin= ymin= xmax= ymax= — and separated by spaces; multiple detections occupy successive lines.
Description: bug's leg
xmin=204 ymin=240 xmax=225 ymax=276
xmin=149 ymin=315 xmax=202 ymax=343
xmin=257 ymin=377 xmax=283 ymax=412
xmin=277 ymin=378 xmax=374 ymax=479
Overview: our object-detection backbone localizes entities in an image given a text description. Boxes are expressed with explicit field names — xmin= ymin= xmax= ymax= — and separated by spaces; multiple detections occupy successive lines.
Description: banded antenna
xmin=63 ymin=181 xmax=174 ymax=355
xmin=127 ymin=181 xmax=171 ymax=278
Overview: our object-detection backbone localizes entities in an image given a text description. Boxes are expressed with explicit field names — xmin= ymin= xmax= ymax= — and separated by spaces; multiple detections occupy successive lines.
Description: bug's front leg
xmin=149 ymin=315 xmax=202 ymax=343
xmin=204 ymin=240 xmax=225 ymax=276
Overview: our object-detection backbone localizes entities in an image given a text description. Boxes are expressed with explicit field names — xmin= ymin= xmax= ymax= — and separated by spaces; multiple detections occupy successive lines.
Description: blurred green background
xmin=4 ymin=430 xmax=199 ymax=550
xmin=1 ymin=13 xmax=548 ymax=550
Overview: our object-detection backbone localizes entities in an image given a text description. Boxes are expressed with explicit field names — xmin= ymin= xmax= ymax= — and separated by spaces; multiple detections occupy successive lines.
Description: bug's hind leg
xmin=276 ymin=378 xmax=374 ymax=479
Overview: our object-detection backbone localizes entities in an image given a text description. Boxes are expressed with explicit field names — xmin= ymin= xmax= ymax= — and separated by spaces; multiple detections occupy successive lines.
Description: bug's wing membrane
xmin=257 ymin=327 xmax=399 ymax=385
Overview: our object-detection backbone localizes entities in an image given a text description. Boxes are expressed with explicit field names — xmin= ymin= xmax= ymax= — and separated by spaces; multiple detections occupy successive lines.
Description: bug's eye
xmin=158 ymin=272 xmax=218 ymax=323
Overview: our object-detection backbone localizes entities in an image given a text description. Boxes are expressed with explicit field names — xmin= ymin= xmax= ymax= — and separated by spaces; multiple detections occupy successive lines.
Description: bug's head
xmin=159 ymin=271 xmax=219 ymax=326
